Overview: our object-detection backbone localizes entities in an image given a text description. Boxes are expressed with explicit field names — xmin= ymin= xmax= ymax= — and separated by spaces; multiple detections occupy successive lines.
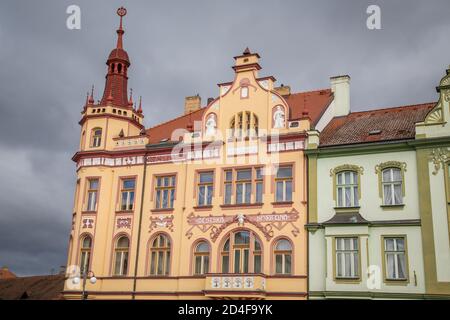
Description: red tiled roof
xmin=320 ymin=102 xmax=435 ymax=147
xmin=145 ymin=89 xmax=333 ymax=144
xmin=0 ymin=274 xmax=65 ymax=300
xmin=146 ymin=107 xmax=206 ymax=144
xmin=0 ymin=268 xmax=16 ymax=280
xmin=284 ymin=89 xmax=334 ymax=125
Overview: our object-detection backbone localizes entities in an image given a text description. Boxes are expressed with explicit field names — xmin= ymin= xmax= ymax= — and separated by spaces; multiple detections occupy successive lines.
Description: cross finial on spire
xmin=116 ymin=7 xmax=127 ymax=49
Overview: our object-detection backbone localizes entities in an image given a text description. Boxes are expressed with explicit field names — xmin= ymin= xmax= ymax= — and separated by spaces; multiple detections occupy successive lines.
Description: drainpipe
xmin=132 ymin=152 xmax=148 ymax=299
xmin=305 ymin=153 xmax=310 ymax=300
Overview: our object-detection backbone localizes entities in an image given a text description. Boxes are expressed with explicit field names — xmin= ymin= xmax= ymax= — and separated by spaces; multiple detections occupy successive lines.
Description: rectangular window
xmin=335 ymin=237 xmax=359 ymax=279
xmin=384 ymin=237 xmax=407 ymax=280
xmin=155 ymin=176 xmax=175 ymax=209
xmin=86 ymin=179 xmax=99 ymax=211
xmin=224 ymin=170 xmax=233 ymax=205
xmin=255 ymin=168 xmax=263 ymax=203
xmin=197 ymin=172 xmax=214 ymax=206
xmin=92 ymin=128 xmax=102 ymax=148
xmin=224 ymin=170 xmax=233 ymax=204
xmin=382 ymin=168 xmax=403 ymax=205
xmin=336 ymin=171 xmax=359 ymax=207
xmin=223 ymin=168 xmax=264 ymax=205
xmin=236 ymin=169 xmax=252 ymax=204
xmin=120 ymin=179 xmax=135 ymax=211
xmin=275 ymin=166 xmax=293 ymax=202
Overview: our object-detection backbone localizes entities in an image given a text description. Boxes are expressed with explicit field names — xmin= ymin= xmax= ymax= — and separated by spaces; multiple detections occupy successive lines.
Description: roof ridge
xmin=288 ymin=88 xmax=331 ymax=97
xmin=147 ymin=106 xmax=206 ymax=131
xmin=349 ymin=101 xmax=435 ymax=116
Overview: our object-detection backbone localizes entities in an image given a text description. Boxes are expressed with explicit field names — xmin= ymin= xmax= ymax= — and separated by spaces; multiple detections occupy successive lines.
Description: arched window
xmin=229 ymin=112 xmax=259 ymax=139
xmin=149 ymin=234 xmax=171 ymax=276
xmin=91 ymin=128 xmax=102 ymax=148
xmin=79 ymin=236 xmax=92 ymax=275
xmin=113 ymin=236 xmax=129 ymax=276
xmin=274 ymin=239 xmax=292 ymax=275
xmin=193 ymin=241 xmax=210 ymax=275
xmin=336 ymin=171 xmax=359 ymax=207
xmin=382 ymin=168 xmax=403 ymax=205
xmin=221 ymin=230 xmax=262 ymax=274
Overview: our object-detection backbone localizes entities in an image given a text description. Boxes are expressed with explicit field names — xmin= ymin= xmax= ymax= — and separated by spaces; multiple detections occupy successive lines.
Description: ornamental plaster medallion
xmin=244 ymin=277 xmax=254 ymax=289
xmin=149 ymin=215 xmax=174 ymax=232
xmin=429 ymin=148 xmax=450 ymax=175
xmin=82 ymin=218 xmax=94 ymax=229
xmin=117 ymin=217 xmax=132 ymax=229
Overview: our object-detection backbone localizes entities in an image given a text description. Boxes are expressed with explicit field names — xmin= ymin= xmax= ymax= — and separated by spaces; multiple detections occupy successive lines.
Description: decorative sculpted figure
xmin=205 ymin=114 xmax=216 ymax=136
xmin=273 ymin=106 xmax=285 ymax=128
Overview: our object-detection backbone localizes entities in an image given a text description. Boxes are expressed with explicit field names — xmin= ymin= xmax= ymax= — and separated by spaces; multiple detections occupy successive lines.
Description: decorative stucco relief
xmin=429 ymin=148 xmax=450 ymax=175
xmin=149 ymin=215 xmax=174 ymax=232
xmin=185 ymin=209 xmax=300 ymax=242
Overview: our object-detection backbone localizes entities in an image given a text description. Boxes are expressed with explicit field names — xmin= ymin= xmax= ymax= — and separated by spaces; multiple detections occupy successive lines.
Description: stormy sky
xmin=0 ymin=0 xmax=449 ymax=276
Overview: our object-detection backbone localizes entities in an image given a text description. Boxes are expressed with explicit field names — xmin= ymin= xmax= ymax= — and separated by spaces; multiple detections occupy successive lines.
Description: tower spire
xmin=100 ymin=7 xmax=131 ymax=107
xmin=116 ymin=7 xmax=126 ymax=49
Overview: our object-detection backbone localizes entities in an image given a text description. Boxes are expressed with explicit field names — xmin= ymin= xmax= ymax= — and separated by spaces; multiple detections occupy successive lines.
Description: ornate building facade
xmin=63 ymin=7 xmax=450 ymax=300
xmin=63 ymin=8 xmax=340 ymax=300
xmin=306 ymin=66 xmax=450 ymax=299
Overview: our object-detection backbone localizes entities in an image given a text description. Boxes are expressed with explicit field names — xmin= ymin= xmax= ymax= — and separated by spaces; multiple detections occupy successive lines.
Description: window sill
xmin=81 ymin=210 xmax=97 ymax=214
xmin=334 ymin=277 xmax=361 ymax=283
xmin=334 ymin=206 xmax=360 ymax=213
xmin=220 ymin=203 xmax=263 ymax=209
xmin=384 ymin=278 xmax=409 ymax=286
xmin=380 ymin=204 xmax=405 ymax=210
xmin=150 ymin=208 xmax=174 ymax=214
xmin=271 ymin=201 xmax=294 ymax=207
xmin=115 ymin=210 xmax=134 ymax=214
xmin=193 ymin=205 xmax=213 ymax=211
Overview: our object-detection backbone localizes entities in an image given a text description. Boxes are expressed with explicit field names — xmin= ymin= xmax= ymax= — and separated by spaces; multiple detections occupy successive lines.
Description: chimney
xmin=184 ymin=94 xmax=201 ymax=114
xmin=330 ymin=75 xmax=350 ymax=117
xmin=274 ymin=84 xmax=291 ymax=96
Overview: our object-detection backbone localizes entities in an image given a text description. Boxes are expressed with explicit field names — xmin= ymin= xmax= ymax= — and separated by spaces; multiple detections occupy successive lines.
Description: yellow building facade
xmin=62 ymin=7 xmax=335 ymax=300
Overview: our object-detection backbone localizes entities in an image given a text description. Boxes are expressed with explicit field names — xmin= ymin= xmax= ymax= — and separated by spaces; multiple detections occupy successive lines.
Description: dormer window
xmin=91 ymin=128 xmax=102 ymax=148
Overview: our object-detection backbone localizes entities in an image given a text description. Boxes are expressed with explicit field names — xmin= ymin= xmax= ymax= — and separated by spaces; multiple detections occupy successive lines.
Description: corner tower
xmin=78 ymin=7 xmax=144 ymax=152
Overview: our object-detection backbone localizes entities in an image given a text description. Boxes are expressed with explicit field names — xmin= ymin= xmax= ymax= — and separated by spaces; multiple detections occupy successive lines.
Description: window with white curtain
xmin=193 ymin=241 xmax=210 ymax=275
xmin=149 ymin=234 xmax=171 ymax=276
xmin=336 ymin=171 xmax=359 ymax=207
xmin=236 ymin=169 xmax=252 ymax=204
xmin=382 ymin=168 xmax=403 ymax=205
xmin=384 ymin=237 xmax=407 ymax=280
xmin=155 ymin=176 xmax=175 ymax=209
xmin=113 ymin=236 xmax=129 ymax=276
xmin=79 ymin=236 xmax=92 ymax=275
xmin=335 ymin=237 xmax=359 ymax=279
xmin=197 ymin=172 xmax=214 ymax=206
xmin=274 ymin=239 xmax=292 ymax=275
xmin=86 ymin=179 xmax=99 ymax=211
xmin=275 ymin=166 xmax=293 ymax=202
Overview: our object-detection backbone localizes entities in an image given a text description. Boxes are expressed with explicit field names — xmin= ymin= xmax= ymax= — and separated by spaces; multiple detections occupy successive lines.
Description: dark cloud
xmin=0 ymin=0 xmax=449 ymax=275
